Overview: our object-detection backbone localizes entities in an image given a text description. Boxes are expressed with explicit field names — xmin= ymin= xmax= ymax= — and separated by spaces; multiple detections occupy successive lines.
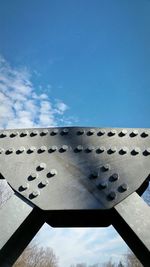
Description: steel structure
xmin=0 ymin=127 xmax=150 ymax=266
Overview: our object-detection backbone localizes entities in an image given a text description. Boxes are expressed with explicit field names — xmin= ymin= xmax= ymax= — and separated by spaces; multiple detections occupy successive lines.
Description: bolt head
xmin=20 ymin=130 xmax=28 ymax=137
xmin=32 ymin=190 xmax=40 ymax=197
xmin=61 ymin=145 xmax=68 ymax=152
xmin=144 ymin=148 xmax=150 ymax=155
xmin=77 ymin=129 xmax=85 ymax=135
xmin=29 ymin=172 xmax=38 ymax=180
xmin=141 ymin=131 xmax=149 ymax=138
xmin=90 ymin=171 xmax=98 ymax=179
xmin=97 ymin=146 xmax=105 ymax=153
xmin=120 ymin=183 xmax=128 ymax=192
xmin=98 ymin=129 xmax=106 ymax=136
xmin=88 ymin=129 xmax=95 ymax=135
xmin=130 ymin=130 xmax=138 ymax=137
xmin=132 ymin=147 xmax=140 ymax=155
xmin=108 ymin=129 xmax=117 ymax=136
xmin=87 ymin=146 xmax=94 ymax=152
xmin=76 ymin=145 xmax=83 ymax=152
xmin=51 ymin=129 xmax=59 ymax=135
xmin=50 ymin=146 xmax=57 ymax=152
xmin=102 ymin=164 xmax=110 ymax=171
xmin=62 ymin=128 xmax=69 ymax=134
xmin=111 ymin=173 xmax=119 ymax=181
xmin=39 ymin=146 xmax=47 ymax=152
xmin=120 ymin=147 xmax=128 ymax=154
xmin=120 ymin=129 xmax=127 ymax=136
xmin=21 ymin=183 xmax=29 ymax=190
xmin=39 ymin=163 xmax=46 ymax=170
xmin=18 ymin=146 xmax=25 ymax=153
xmin=49 ymin=169 xmax=57 ymax=176
xmin=0 ymin=148 xmax=4 ymax=154
xmin=108 ymin=147 xmax=117 ymax=153
xmin=108 ymin=191 xmax=116 ymax=200
xmin=41 ymin=179 xmax=49 ymax=186
xmin=98 ymin=182 xmax=107 ymax=189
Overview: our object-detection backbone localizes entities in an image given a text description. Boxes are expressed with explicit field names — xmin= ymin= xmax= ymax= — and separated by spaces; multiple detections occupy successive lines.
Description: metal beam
xmin=113 ymin=192 xmax=150 ymax=267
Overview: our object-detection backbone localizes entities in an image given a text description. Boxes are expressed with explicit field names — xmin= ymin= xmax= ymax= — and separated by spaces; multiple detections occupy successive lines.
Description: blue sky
xmin=0 ymin=0 xmax=150 ymax=266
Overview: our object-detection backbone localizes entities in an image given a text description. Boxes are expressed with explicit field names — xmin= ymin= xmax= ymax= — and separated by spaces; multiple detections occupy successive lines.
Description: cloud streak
xmin=0 ymin=56 xmax=69 ymax=129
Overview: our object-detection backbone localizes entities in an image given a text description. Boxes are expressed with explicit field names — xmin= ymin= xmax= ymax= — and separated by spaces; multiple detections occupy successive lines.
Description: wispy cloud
xmin=34 ymin=224 xmax=128 ymax=267
xmin=0 ymin=56 xmax=71 ymax=129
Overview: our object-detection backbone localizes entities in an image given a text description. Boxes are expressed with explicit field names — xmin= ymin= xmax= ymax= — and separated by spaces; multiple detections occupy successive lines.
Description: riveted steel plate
xmin=0 ymin=127 xmax=150 ymax=210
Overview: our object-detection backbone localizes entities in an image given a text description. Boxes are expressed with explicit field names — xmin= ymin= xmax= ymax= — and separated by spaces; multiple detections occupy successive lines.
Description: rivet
xmin=20 ymin=183 xmax=29 ymax=190
xmin=40 ymin=179 xmax=49 ymax=187
xmin=30 ymin=130 xmax=38 ymax=136
xmin=102 ymin=164 xmax=110 ymax=171
xmin=51 ymin=129 xmax=59 ymax=135
xmin=31 ymin=190 xmax=40 ymax=198
xmin=10 ymin=132 xmax=18 ymax=137
xmin=76 ymin=145 xmax=83 ymax=152
xmin=0 ymin=148 xmax=4 ymax=154
xmin=108 ymin=191 xmax=116 ymax=200
xmin=28 ymin=172 xmax=38 ymax=180
xmin=0 ymin=132 xmax=8 ymax=138
xmin=130 ymin=130 xmax=138 ymax=137
xmin=119 ymin=147 xmax=128 ymax=155
xmin=90 ymin=171 xmax=98 ymax=179
xmin=77 ymin=129 xmax=85 ymax=135
xmin=39 ymin=146 xmax=47 ymax=153
xmin=38 ymin=163 xmax=46 ymax=171
xmin=143 ymin=148 xmax=150 ymax=156
xmin=119 ymin=129 xmax=127 ymax=137
xmin=62 ymin=128 xmax=69 ymax=135
xmin=98 ymin=182 xmax=107 ymax=189
xmin=120 ymin=183 xmax=128 ymax=192
xmin=61 ymin=145 xmax=68 ymax=152
xmin=20 ymin=130 xmax=28 ymax=137
xmin=108 ymin=147 xmax=117 ymax=154
xmin=131 ymin=147 xmax=140 ymax=155
xmin=88 ymin=129 xmax=95 ymax=135
xmin=18 ymin=146 xmax=25 ymax=153
xmin=141 ymin=131 xmax=149 ymax=138
xmin=108 ymin=129 xmax=117 ymax=136
xmin=28 ymin=146 xmax=36 ymax=153
xmin=6 ymin=148 xmax=15 ymax=154
xmin=96 ymin=146 xmax=105 ymax=153
xmin=49 ymin=146 xmax=57 ymax=152
xmin=110 ymin=173 xmax=119 ymax=182
xmin=86 ymin=146 xmax=94 ymax=152
xmin=97 ymin=129 xmax=106 ymax=136
xmin=40 ymin=129 xmax=48 ymax=136
xmin=47 ymin=169 xmax=57 ymax=177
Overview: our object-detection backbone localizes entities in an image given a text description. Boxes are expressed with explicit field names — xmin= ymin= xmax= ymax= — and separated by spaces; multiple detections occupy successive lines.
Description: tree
xmin=125 ymin=250 xmax=143 ymax=267
xmin=13 ymin=243 xmax=59 ymax=267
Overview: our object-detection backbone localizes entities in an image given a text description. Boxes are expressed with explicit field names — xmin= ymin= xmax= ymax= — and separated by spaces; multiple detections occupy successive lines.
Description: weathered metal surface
xmin=0 ymin=127 xmax=150 ymax=210
xmin=113 ymin=192 xmax=150 ymax=266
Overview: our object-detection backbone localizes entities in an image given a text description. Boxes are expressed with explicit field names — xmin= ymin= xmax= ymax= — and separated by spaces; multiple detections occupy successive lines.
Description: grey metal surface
xmin=114 ymin=192 xmax=150 ymax=266
xmin=0 ymin=127 xmax=150 ymax=210
xmin=0 ymin=193 xmax=33 ymax=250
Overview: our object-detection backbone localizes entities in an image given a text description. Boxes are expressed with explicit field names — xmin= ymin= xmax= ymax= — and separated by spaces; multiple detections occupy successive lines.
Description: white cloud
xmin=0 ymin=56 xmax=70 ymax=129
xmin=33 ymin=224 xmax=128 ymax=267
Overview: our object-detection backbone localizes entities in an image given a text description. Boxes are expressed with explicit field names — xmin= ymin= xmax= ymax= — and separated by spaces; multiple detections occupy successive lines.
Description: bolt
xmin=40 ymin=179 xmax=49 ymax=187
xmin=120 ymin=129 xmax=127 ymax=136
xmin=10 ymin=132 xmax=18 ymax=137
xmin=6 ymin=148 xmax=15 ymax=154
xmin=18 ymin=146 xmax=25 ymax=153
xmin=61 ymin=145 xmax=68 ymax=152
xmin=31 ymin=190 xmax=40 ymax=198
xmin=143 ymin=148 xmax=150 ymax=156
xmin=0 ymin=148 xmax=4 ymax=154
xmin=30 ymin=130 xmax=38 ymax=136
xmin=87 ymin=146 xmax=94 ymax=152
xmin=102 ymin=164 xmax=110 ymax=171
xmin=98 ymin=182 xmax=107 ymax=189
xmin=21 ymin=183 xmax=29 ymax=190
xmin=108 ymin=191 xmax=116 ymax=200
xmin=20 ymin=130 xmax=28 ymax=137
xmin=51 ymin=129 xmax=59 ymax=135
xmin=0 ymin=132 xmax=8 ymax=138
xmin=120 ymin=147 xmax=128 ymax=154
xmin=108 ymin=147 xmax=117 ymax=154
xmin=47 ymin=169 xmax=57 ymax=177
xmin=130 ymin=130 xmax=138 ymax=137
xmin=111 ymin=173 xmax=119 ymax=181
xmin=62 ymin=128 xmax=69 ymax=135
xmin=29 ymin=172 xmax=38 ymax=180
xmin=39 ymin=146 xmax=47 ymax=152
xmin=141 ymin=131 xmax=149 ymax=138
xmin=96 ymin=146 xmax=105 ymax=153
xmin=76 ymin=145 xmax=83 ymax=152
xmin=28 ymin=146 xmax=36 ymax=153
xmin=77 ymin=129 xmax=84 ymax=135
xmin=98 ymin=129 xmax=106 ymax=136
xmin=88 ymin=129 xmax=95 ymax=135
xmin=41 ymin=129 xmax=48 ymax=136
xmin=131 ymin=147 xmax=140 ymax=155
xmin=38 ymin=163 xmax=46 ymax=170
xmin=120 ymin=183 xmax=128 ymax=192
xmin=90 ymin=171 xmax=98 ymax=179
xmin=108 ymin=129 xmax=117 ymax=136
xmin=50 ymin=146 xmax=57 ymax=152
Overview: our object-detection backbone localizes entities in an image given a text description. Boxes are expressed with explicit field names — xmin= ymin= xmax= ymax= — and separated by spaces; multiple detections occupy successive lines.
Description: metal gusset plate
xmin=0 ymin=127 xmax=150 ymax=210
